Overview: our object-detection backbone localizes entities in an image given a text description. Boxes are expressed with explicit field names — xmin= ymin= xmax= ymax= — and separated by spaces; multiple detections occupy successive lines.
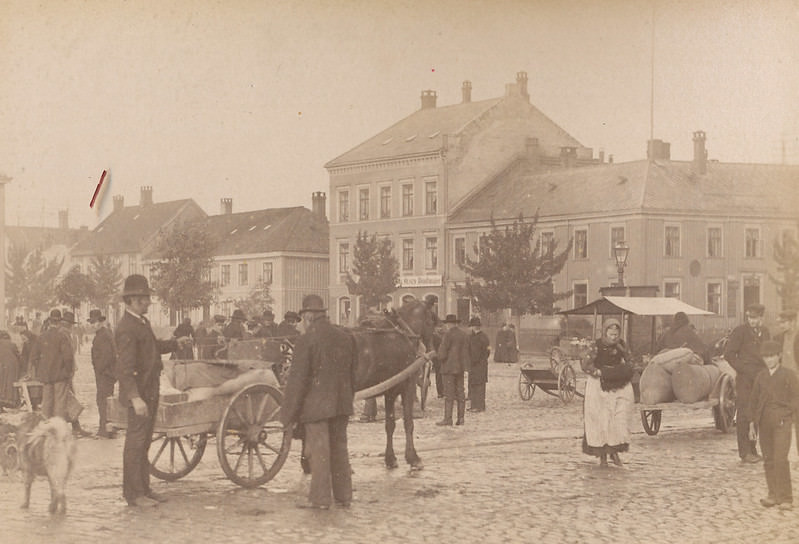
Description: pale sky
xmin=1 ymin=0 xmax=797 ymax=230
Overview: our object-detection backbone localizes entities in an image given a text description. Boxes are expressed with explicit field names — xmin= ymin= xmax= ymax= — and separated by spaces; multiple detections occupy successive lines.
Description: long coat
xmin=656 ymin=322 xmax=709 ymax=362
xmin=724 ymin=324 xmax=770 ymax=381
xmin=29 ymin=326 xmax=74 ymax=384
xmin=279 ymin=316 xmax=356 ymax=425
xmin=0 ymin=337 xmax=21 ymax=405
xmin=115 ymin=311 xmax=177 ymax=406
xmin=92 ymin=326 xmax=117 ymax=381
xmin=468 ymin=330 xmax=490 ymax=384
xmin=494 ymin=328 xmax=518 ymax=363
xmin=437 ymin=325 xmax=469 ymax=375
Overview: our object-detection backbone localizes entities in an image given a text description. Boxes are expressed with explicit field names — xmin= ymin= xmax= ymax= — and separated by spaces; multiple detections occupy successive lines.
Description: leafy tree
xmin=234 ymin=281 xmax=274 ymax=319
xmin=772 ymin=230 xmax=799 ymax=310
xmin=345 ymin=231 xmax=400 ymax=310
xmin=455 ymin=212 xmax=572 ymax=316
xmin=88 ymin=254 xmax=123 ymax=310
xmin=55 ymin=265 xmax=94 ymax=313
xmin=5 ymin=244 xmax=29 ymax=316
xmin=24 ymin=249 xmax=63 ymax=311
xmin=150 ymin=223 xmax=218 ymax=316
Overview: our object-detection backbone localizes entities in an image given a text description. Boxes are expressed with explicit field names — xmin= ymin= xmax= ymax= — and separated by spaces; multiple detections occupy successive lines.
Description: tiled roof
xmin=202 ymin=207 xmax=328 ymax=256
xmin=5 ymin=226 xmax=87 ymax=252
xmin=71 ymin=199 xmax=205 ymax=256
xmin=450 ymin=160 xmax=799 ymax=223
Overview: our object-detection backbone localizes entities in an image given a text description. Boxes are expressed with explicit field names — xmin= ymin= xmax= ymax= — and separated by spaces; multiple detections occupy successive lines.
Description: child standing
xmin=749 ymin=340 xmax=799 ymax=510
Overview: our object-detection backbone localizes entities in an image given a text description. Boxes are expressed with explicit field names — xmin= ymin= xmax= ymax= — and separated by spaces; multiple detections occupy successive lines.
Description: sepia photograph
xmin=0 ymin=0 xmax=797 ymax=542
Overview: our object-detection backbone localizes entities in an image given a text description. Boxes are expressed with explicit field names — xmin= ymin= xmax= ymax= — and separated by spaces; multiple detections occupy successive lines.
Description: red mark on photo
xmin=90 ymin=170 xmax=107 ymax=208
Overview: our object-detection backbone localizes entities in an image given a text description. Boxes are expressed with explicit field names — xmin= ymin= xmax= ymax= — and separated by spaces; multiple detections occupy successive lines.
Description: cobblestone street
xmin=2 ymin=353 xmax=798 ymax=543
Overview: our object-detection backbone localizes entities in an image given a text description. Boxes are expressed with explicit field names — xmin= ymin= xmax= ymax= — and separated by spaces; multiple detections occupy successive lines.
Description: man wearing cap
xmin=467 ymin=317 xmax=491 ymax=413
xmin=89 ymin=309 xmax=117 ymax=438
xmin=277 ymin=311 xmax=300 ymax=337
xmin=28 ymin=309 xmax=74 ymax=421
xmin=280 ymin=294 xmax=356 ymax=509
xmin=436 ymin=314 xmax=470 ymax=426
xmin=116 ymin=274 xmax=190 ymax=507
xmin=725 ymin=303 xmax=771 ymax=463
xmin=255 ymin=310 xmax=279 ymax=338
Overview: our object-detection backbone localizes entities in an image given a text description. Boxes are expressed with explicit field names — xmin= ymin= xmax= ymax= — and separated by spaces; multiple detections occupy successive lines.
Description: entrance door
xmin=456 ymin=298 xmax=471 ymax=323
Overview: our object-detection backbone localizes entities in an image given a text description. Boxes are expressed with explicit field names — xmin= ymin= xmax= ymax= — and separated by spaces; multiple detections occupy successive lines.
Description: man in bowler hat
xmin=115 ymin=274 xmax=190 ymax=507
xmin=436 ymin=314 xmax=470 ymax=426
xmin=467 ymin=317 xmax=491 ymax=412
xmin=29 ymin=309 xmax=74 ymax=421
xmin=89 ymin=309 xmax=117 ymax=438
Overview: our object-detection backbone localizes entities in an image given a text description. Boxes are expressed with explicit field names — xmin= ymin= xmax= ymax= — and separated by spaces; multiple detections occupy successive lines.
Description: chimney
xmin=647 ymin=139 xmax=671 ymax=161
xmin=599 ymin=149 xmax=605 ymax=163
xmin=58 ymin=209 xmax=69 ymax=229
xmin=113 ymin=195 xmax=124 ymax=212
xmin=516 ymin=71 xmax=529 ymax=99
xmin=312 ymin=191 xmax=327 ymax=219
xmin=420 ymin=90 xmax=437 ymax=109
xmin=461 ymin=81 xmax=472 ymax=103
xmin=560 ymin=146 xmax=577 ymax=169
xmin=140 ymin=186 xmax=153 ymax=206
xmin=692 ymin=130 xmax=707 ymax=174
xmin=608 ymin=154 xmax=614 ymax=164
xmin=220 ymin=198 xmax=233 ymax=215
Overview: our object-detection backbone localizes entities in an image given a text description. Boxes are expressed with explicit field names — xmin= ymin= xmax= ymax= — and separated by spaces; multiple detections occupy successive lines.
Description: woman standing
xmin=0 ymin=331 xmax=21 ymax=409
xmin=494 ymin=323 xmax=518 ymax=364
xmin=581 ymin=319 xmax=634 ymax=467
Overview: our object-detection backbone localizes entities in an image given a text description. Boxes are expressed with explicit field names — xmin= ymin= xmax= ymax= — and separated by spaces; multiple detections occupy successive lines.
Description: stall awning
xmin=559 ymin=296 xmax=714 ymax=317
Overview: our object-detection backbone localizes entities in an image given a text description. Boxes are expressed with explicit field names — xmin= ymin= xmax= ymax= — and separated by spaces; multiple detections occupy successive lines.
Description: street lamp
xmin=613 ymin=240 xmax=630 ymax=287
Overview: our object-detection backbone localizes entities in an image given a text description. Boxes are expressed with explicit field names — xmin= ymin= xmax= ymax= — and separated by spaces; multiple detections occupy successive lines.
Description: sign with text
xmin=398 ymin=275 xmax=442 ymax=288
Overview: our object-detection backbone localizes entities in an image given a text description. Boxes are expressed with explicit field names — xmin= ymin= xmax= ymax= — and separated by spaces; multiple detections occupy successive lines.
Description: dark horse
xmin=350 ymin=300 xmax=435 ymax=470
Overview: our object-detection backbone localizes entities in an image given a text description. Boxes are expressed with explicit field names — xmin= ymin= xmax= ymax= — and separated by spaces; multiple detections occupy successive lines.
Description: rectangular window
xmin=380 ymin=186 xmax=391 ymax=218
xmin=574 ymin=229 xmax=588 ymax=259
xmin=338 ymin=243 xmax=349 ymax=274
xmin=425 ymin=237 xmax=438 ymax=270
xmin=359 ymin=188 xmax=369 ymax=221
xmin=745 ymin=228 xmax=760 ymax=258
xmin=220 ymin=264 xmax=231 ymax=287
xmin=665 ymin=226 xmax=680 ymax=257
xmin=425 ymin=181 xmax=437 ymax=215
xmin=610 ymin=226 xmax=625 ymax=256
xmin=541 ymin=231 xmax=554 ymax=256
xmin=338 ymin=190 xmax=349 ymax=222
xmin=707 ymin=282 xmax=722 ymax=315
xmin=573 ymin=282 xmax=588 ymax=308
xmin=664 ymin=281 xmax=681 ymax=299
xmin=454 ymin=237 xmax=466 ymax=267
xmin=238 ymin=263 xmax=248 ymax=286
xmin=707 ymin=227 xmax=722 ymax=258
xmin=402 ymin=239 xmax=414 ymax=271
xmin=262 ymin=262 xmax=273 ymax=284
xmin=402 ymin=183 xmax=414 ymax=217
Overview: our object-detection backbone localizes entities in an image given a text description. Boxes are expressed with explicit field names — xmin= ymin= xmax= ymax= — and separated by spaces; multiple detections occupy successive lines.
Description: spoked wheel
xmin=549 ymin=347 xmax=564 ymax=374
xmin=557 ymin=364 xmax=577 ymax=404
xmin=217 ymin=383 xmax=291 ymax=488
xmin=641 ymin=410 xmax=662 ymax=435
xmin=149 ymin=432 xmax=208 ymax=481
xmin=713 ymin=374 xmax=736 ymax=433
xmin=518 ymin=371 xmax=536 ymax=401
xmin=419 ymin=359 xmax=432 ymax=411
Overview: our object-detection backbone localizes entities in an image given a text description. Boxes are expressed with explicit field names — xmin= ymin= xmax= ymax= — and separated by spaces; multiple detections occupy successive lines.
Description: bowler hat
xmin=442 ymin=314 xmax=460 ymax=324
xmin=745 ymin=303 xmax=765 ymax=317
xmin=213 ymin=314 xmax=226 ymax=324
xmin=262 ymin=309 xmax=275 ymax=320
xmin=299 ymin=294 xmax=326 ymax=314
xmin=284 ymin=311 xmax=299 ymax=322
xmin=49 ymin=309 xmax=62 ymax=321
xmin=760 ymin=340 xmax=782 ymax=358
xmin=231 ymin=309 xmax=246 ymax=321
xmin=61 ymin=311 xmax=76 ymax=325
xmin=87 ymin=309 xmax=106 ymax=323
xmin=122 ymin=274 xmax=154 ymax=297
xmin=468 ymin=316 xmax=482 ymax=327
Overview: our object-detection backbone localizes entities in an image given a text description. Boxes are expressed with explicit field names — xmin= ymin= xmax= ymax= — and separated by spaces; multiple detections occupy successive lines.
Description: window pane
xmin=425 ymin=181 xmax=437 ymax=215
xmin=338 ymin=191 xmax=349 ymax=222
xmin=425 ymin=237 xmax=437 ymax=269
xmin=541 ymin=232 xmax=554 ymax=256
xmin=665 ymin=282 xmax=680 ymax=298
xmin=707 ymin=283 xmax=721 ymax=314
xmin=339 ymin=243 xmax=349 ymax=274
xmin=455 ymin=237 xmax=465 ymax=267
xmin=359 ymin=188 xmax=369 ymax=220
xmin=262 ymin=262 xmax=273 ymax=284
xmin=380 ymin=186 xmax=391 ymax=218
xmin=402 ymin=239 xmax=414 ymax=270
xmin=708 ymin=227 xmax=722 ymax=257
xmin=402 ymin=184 xmax=414 ymax=216
xmin=238 ymin=263 xmax=248 ymax=286
xmin=574 ymin=284 xmax=588 ymax=308
xmin=221 ymin=265 xmax=230 ymax=287
xmin=665 ymin=226 xmax=680 ymax=257
xmin=575 ymin=229 xmax=587 ymax=259
xmin=745 ymin=228 xmax=760 ymax=257
xmin=611 ymin=227 xmax=625 ymax=255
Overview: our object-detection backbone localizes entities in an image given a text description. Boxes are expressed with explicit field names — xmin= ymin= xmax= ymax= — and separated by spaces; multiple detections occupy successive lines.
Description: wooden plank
xmin=107 ymin=393 xmax=231 ymax=431
xmin=636 ymin=399 xmax=718 ymax=411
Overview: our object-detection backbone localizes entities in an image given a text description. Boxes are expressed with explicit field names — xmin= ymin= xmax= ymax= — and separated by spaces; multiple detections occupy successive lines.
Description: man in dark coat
xmin=467 ymin=317 xmax=491 ymax=412
xmin=171 ymin=317 xmax=195 ymax=359
xmin=29 ymin=309 xmax=74 ymax=420
xmin=725 ymin=303 xmax=770 ymax=463
xmin=223 ymin=309 xmax=247 ymax=340
xmin=255 ymin=309 xmax=280 ymax=338
xmin=436 ymin=314 xmax=469 ymax=426
xmin=0 ymin=330 xmax=21 ymax=409
xmin=655 ymin=311 xmax=710 ymax=363
xmin=89 ymin=309 xmax=117 ymax=438
xmin=115 ymin=274 xmax=189 ymax=507
xmin=280 ymin=294 xmax=356 ymax=509
xmin=276 ymin=311 xmax=300 ymax=337
xmin=494 ymin=322 xmax=518 ymax=363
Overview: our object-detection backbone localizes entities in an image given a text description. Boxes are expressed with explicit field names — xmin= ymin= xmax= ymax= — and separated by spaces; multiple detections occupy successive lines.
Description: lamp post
xmin=613 ymin=240 xmax=630 ymax=287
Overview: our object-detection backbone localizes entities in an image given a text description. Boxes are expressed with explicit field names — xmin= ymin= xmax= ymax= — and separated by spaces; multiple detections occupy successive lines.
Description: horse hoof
xmin=386 ymin=461 xmax=399 ymax=469
xmin=410 ymin=463 xmax=424 ymax=472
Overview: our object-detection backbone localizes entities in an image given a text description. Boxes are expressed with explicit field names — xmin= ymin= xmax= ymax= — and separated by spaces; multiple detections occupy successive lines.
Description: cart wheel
xmin=149 ymin=432 xmax=208 ymax=481
xmin=549 ymin=347 xmax=564 ymax=374
xmin=713 ymin=374 xmax=736 ymax=433
xmin=518 ymin=371 xmax=536 ymax=401
xmin=217 ymin=383 xmax=291 ymax=488
xmin=641 ymin=410 xmax=662 ymax=435
xmin=419 ymin=359 xmax=431 ymax=411
xmin=557 ymin=364 xmax=577 ymax=404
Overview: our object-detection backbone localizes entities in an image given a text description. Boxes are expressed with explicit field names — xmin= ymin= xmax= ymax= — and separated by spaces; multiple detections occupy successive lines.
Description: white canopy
xmin=560 ymin=296 xmax=714 ymax=317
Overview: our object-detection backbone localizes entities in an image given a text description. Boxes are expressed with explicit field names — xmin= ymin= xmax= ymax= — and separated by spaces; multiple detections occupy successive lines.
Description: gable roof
xmin=203 ymin=207 xmax=328 ymax=256
xmin=71 ymin=199 xmax=206 ymax=256
xmin=450 ymin=159 xmax=799 ymax=223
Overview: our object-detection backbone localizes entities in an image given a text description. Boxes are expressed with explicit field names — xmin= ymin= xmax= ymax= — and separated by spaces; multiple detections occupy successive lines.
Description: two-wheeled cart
xmin=517 ymin=356 xmax=581 ymax=404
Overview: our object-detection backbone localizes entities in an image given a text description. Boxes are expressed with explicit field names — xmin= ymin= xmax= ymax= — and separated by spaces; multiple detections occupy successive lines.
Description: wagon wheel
xmin=549 ymin=347 xmax=564 ymax=374
xmin=149 ymin=432 xmax=208 ymax=481
xmin=557 ymin=364 xmax=577 ymax=404
xmin=641 ymin=410 xmax=662 ymax=435
xmin=217 ymin=383 xmax=291 ymax=488
xmin=713 ymin=374 xmax=736 ymax=433
xmin=518 ymin=371 xmax=536 ymax=401
xmin=419 ymin=359 xmax=432 ymax=411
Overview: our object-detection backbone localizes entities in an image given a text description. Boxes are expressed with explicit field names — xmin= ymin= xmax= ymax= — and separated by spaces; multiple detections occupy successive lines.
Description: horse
xmin=350 ymin=300 xmax=436 ymax=470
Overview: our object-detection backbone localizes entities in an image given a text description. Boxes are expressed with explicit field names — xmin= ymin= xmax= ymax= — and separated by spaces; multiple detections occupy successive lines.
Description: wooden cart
xmin=517 ymin=357 xmax=581 ymax=405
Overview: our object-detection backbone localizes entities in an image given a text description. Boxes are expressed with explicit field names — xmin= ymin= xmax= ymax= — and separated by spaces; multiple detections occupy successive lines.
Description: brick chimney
xmin=58 ymin=209 xmax=69 ymax=229
xmin=312 ymin=191 xmax=326 ymax=219
xmin=113 ymin=195 xmax=124 ymax=212
xmin=461 ymin=81 xmax=472 ymax=103
xmin=647 ymin=139 xmax=671 ymax=161
xmin=420 ymin=90 xmax=437 ymax=109
xmin=598 ymin=149 xmax=605 ymax=163
xmin=220 ymin=198 xmax=233 ymax=215
xmin=140 ymin=186 xmax=153 ymax=206
xmin=516 ymin=71 xmax=529 ymax=99
xmin=692 ymin=131 xmax=707 ymax=174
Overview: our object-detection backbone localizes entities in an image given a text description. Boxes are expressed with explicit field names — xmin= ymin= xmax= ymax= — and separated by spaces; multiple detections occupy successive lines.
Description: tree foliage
xmin=88 ymin=254 xmax=123 ymax=310
xmin=234 ymin=281 xmax=274 ymax=319
xmin=150 ymin=223 xmax=218 ymax=314
xmin=345 ymin=231 xmax=400 ymax=309
xmin=55 ymin=265 xmax=94 ymax=312
xmin=455 ymin=213 xmax=572 ymax=316
xmin=772 ymin=230 xmax=799 ymax=310
xmin=5 ymin=244 xmax=29 ymax=315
